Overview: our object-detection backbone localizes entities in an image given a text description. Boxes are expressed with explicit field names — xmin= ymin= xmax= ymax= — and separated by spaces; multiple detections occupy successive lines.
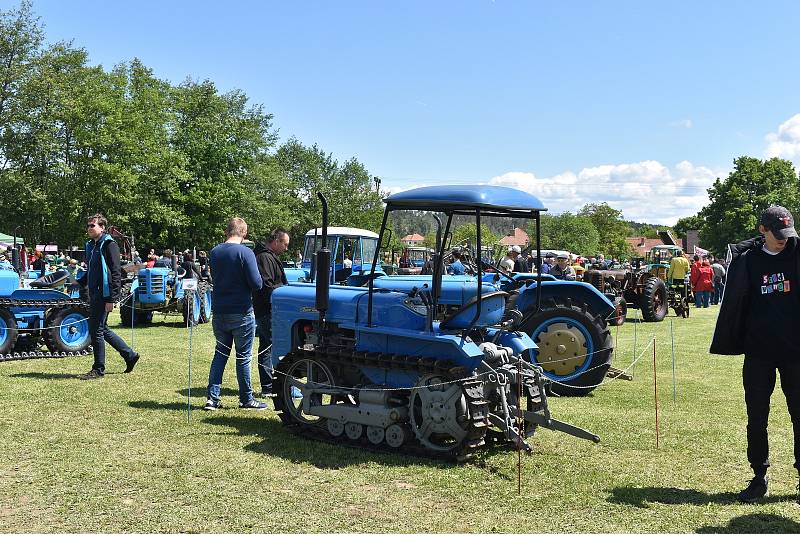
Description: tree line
xmin=0 ymin=2 xmax=383 ymax=253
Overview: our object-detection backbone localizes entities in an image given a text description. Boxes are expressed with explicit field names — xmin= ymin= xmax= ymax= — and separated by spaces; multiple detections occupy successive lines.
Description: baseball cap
xmin=760 ymin=205 xmax=798 ymax=240
xmin=511 ymin=245 xmax=521 ymax=254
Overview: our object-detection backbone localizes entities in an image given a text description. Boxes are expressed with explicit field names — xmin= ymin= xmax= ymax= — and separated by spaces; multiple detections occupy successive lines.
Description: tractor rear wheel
xmin=520 ymin=298 xmax=614 ymax=396
xmin=640 ymin=277 xmax=668 ymax=322
xmin=0 ymin=308 xmax=19 ymax=354
xmin=198 ymin=282 xmax=212 ymax=324
xmin=43 ymin=306 xmax=91 ymax=353
xmin=182 ymin=289 xmax=200 ymax=327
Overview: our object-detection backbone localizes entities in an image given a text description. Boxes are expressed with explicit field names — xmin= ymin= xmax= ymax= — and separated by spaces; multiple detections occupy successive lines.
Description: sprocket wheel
xmin=408 ymin=375 xmax=470 ymax=453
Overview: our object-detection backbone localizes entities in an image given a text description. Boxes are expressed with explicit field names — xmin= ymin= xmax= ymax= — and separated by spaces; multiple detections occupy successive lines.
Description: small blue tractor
xmin=269 ymin=186 xmax=607 ymax=461
xmin=0 ymin=266 xmax=91 ymax=361
xmin=120 ymin=261 xmax=211 ymax=327
xmin=285 ymin=227 xmax=385 ymax=286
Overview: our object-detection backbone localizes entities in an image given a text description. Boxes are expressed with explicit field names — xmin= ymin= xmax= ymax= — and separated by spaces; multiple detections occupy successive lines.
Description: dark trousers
xmin=89 ymin=298 xmax=135 ymax=374
xmin=255 ymin=314 xmax=273 ymax=392
xmin=743 ymin=356 xmax=800 ymax=475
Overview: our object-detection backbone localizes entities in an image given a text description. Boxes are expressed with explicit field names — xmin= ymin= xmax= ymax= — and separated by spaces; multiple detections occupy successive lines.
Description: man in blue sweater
xmin=203 ymin=217 xmax=267 ymax=410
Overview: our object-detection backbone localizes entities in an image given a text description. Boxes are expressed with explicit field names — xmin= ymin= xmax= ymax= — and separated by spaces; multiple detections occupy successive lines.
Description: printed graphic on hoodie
xmin=761 ymin=272 xmax=791 ymax=294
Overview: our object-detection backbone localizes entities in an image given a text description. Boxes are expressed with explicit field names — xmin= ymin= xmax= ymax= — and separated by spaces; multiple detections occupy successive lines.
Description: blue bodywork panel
xmin=372 ymin=275 xmax=499 ymax=306
xmin=516 ymin=280 xmax=615 ymax=318
xmin=386 ymin=185 xmax=546 ymax=212
xmin=0 ymin=269 xmax=19 ymax=296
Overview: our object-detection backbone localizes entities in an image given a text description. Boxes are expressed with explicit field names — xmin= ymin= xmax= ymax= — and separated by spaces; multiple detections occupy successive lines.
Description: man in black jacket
xmin=78 ymin=213 xmax=139 ymax=380
xmin=252 ymin=228 xmax=289 ymax=398
xmin=710 ymin=205 xmax=800 ymax=503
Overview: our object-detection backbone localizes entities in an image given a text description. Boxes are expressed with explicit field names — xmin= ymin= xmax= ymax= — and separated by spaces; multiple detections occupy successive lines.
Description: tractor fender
xmin=515 ymin=280 xmax=615 ymax=319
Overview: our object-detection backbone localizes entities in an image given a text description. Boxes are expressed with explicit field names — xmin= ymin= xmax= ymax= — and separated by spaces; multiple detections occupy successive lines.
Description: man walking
xmin=203 ymin=217 xmax=267 ymax=411
xmin=253 ymin=228 xmax=289 ymax=399
xmin=710 ymin=205 xmax=800 ymax=503
xmin=78 ymin=214 xmax=139 ymax=379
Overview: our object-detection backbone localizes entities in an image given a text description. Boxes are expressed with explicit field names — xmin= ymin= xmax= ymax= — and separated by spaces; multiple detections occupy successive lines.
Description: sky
xmin=15 ymin=0 xmax=800 ymax=224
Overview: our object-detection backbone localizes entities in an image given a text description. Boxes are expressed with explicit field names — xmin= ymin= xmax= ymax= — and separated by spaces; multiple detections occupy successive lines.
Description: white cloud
xmin=488 ymin=160 xmax=719 ymax=225
xmin=670 ymin=118 xmax=693 ymax=129
xmin=765 ymin=113 xmax=800 ymax=165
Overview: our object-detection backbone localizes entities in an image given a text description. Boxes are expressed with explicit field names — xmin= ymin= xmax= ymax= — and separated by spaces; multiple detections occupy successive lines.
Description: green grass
xmin=1 ymin=307 xmax=800 ymax=533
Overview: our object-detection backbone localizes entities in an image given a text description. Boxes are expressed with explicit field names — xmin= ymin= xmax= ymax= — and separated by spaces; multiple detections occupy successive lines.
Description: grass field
xmin=1 ymin=306 xmax=800 ymax=533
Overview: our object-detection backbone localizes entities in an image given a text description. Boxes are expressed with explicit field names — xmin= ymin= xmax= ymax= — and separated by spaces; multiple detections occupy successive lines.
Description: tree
xmin=673 ymin=215 xmax=702 ymax=239
xmin=451 ymin=223 xmax=499 ymax=250
xmin=698 ymin=157 xmax=800 ymax=254
xmin=531 ymin=212 xmax=600 ymax=255
xmin=578 ymin=203 xmax=633 ymax=258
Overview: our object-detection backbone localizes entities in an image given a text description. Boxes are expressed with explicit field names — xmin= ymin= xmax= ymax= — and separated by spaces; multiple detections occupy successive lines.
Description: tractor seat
xmin=30 ymin=270 xmax=70 ymax=288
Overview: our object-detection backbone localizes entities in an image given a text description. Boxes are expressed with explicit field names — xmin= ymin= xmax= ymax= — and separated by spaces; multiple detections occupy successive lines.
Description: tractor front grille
xmin=139 ymin=273 xmax=165 ymax=295
xmin=584 ymin=270 xmax=605 ymax=292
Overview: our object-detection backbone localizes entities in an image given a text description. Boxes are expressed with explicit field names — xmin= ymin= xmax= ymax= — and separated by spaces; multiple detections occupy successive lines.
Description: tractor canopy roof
xmin=650 ymin=245 xmax=683 ymax=252
xmin=305 ymin=227 xmax=380 ymax=238
xmin=385 ymin=185 xmax=546 ymax=217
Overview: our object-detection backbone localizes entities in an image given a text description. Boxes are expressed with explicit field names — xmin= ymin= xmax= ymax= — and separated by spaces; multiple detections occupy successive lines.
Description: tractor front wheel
xmin=0 ymin=308 xmax=19 ymax=354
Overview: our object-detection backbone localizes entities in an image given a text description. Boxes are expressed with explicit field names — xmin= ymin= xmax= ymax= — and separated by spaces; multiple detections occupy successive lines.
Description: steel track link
xmin=273 ymin=347 xmax=490 ymax=462
xmin=0 ymin=298 xmax=92 ymax=362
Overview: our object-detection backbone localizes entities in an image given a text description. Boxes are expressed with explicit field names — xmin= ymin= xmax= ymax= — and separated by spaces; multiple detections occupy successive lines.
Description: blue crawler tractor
xmin=0 ymin=266 xmax=91 ymax=361
xmin=269 ymin=186 xmax=604 ymax=461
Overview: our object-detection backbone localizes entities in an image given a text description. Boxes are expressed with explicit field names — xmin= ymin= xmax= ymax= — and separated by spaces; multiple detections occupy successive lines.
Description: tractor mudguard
xmin=515 ymin=280 xmax=615 ymax=320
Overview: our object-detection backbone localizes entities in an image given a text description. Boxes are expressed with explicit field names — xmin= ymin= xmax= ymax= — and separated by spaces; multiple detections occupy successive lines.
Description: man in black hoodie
xmin=710 ymin=205 xmax=800 ymax=503
xmin=252 ymin=228 xmax=289 ymax=398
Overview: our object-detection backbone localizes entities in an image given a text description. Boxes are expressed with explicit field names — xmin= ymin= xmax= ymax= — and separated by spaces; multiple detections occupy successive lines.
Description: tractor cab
xmin=285 ymin=227 xmax=385 ymax=284
xmin=645 ymin=244 xmax=684 ymax=281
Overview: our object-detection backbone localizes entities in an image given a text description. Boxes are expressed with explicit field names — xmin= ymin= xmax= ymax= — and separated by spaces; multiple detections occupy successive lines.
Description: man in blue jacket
xmin=711 ymin=205 xmax=800 ymax=503
xmin=203 ymin=217 xmax=267 ymax=411
xmin=79 ymin=214 xmax=139 ymax=379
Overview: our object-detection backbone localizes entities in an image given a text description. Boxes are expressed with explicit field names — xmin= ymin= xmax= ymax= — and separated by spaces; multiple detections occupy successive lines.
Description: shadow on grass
xmin=128 ymin=398 xmax=458 ymax=470
xmin=609 ymin=486 xmax=794 ymax=508
xmin=176 ymin=387 xmax=238 ymax=398
xmin=696 ymin=513 xmax=800 ymax=533
xmin=9 ymin=372 xmax=81 ymax=380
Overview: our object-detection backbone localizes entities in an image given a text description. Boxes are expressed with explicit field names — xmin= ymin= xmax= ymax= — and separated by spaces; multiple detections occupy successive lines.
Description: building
xmin=400 ymin=233 xmax=425 ymax=246
xmin=499 ymin=227 xmax=529 ymax=248
xmin=626 ymin=236 xmax=666 ymax=257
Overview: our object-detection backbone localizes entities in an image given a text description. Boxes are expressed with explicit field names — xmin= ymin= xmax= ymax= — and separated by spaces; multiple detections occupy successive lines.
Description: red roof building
xmin=499 ymin=228 xmax=529 ymax=247
xmin=626 ymin=236 xmax=666 ymax=256
xmin=401 ymin=233 xmax=425 ymax=246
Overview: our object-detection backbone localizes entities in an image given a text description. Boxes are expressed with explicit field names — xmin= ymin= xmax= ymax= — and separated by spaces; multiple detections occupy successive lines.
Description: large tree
xmin=578 ymin=202 xmax=633 ymax=258
xmin=698 ymin=156 xmax=800 ymax=254
xmin=532 ymin=212 xmax=600 ymax=255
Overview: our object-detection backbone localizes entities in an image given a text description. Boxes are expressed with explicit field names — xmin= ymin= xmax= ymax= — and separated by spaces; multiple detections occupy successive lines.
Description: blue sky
xmin=20 ymin=0 xmax=800 ymax=224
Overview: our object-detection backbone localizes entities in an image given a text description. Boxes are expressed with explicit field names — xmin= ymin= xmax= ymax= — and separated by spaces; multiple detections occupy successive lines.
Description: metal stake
xmin=652 ymin=336 xmax=659 ymax=449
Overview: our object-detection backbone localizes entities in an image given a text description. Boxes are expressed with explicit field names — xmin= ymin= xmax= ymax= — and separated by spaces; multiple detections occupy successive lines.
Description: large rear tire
xmin=0 ymin=308 xmax=19 ymax=354
xmin=640 ymin=277 xmax=668 ymax=322
xmin=520 ymin=298 xmax=614 ymax=396
xmin=198 ymin=282 xmax=212 ymax=324
xmin=43 ymin=306 xmax=91 ymax=353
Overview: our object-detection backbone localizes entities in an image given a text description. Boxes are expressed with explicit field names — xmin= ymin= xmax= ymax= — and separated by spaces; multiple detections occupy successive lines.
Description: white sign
xmin=182 ymin=279 xmax=198 ymax=290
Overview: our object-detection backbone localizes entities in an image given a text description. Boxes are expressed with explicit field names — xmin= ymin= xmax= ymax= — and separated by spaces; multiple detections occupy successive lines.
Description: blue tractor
xmin=119 ymin=262 xmax=211 ymax=327
xmin=269 ymin=186 xmax=605 ymax=461
xmin=0 ymin=266 xmax=91 ymax=360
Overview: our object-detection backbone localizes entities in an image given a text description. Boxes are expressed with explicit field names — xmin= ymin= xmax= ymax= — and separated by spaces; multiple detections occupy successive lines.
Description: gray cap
xmin=760 ymin=205 xmax=798 ymax=240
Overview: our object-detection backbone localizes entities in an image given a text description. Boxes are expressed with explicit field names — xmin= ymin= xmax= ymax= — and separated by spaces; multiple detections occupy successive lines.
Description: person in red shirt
xmin=691 ymin=256 xmax=714 ymax=307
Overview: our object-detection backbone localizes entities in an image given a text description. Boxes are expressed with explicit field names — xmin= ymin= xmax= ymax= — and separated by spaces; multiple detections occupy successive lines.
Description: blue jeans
xmin=255 ymin=314 xmax=273 ymax=393
xmin=89 ymin=297 xmax=136 ymax=374
xmin=713 ymin=280 xmax=725 ymax=304
xmin=207 ymin=312 xmax=256 ymax=404
xmin=694 ymin=291 xmax=710 ymax=308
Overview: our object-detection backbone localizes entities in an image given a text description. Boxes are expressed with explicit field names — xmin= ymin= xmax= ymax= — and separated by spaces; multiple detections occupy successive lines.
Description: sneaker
xmin=203 ymin=399 xmax=221 ymax=411
xmin=239 ymin=399 xmax=269 ymax=410
xmin=260 ymin=389 xmax=276 ymax=399
xmin=738 ymin=474 xmax=768 ymax=503
xmin=124 ymin=353 xmax=140 ymax=374
xmin=79 ymin=369 xmax=104 ymax=380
